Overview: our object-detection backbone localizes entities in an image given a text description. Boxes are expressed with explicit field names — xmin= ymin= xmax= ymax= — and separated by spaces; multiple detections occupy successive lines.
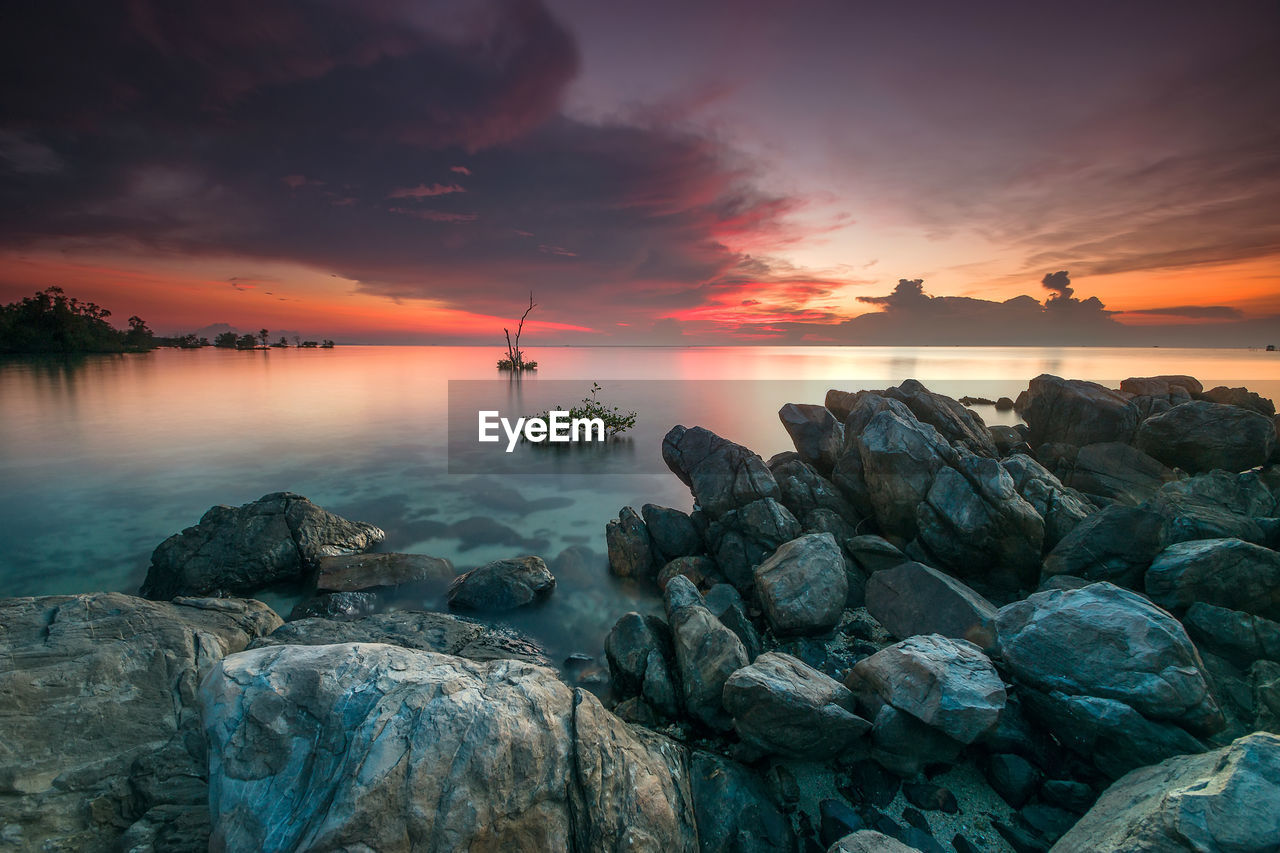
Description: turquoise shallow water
xmin=1 ymin=345 xmax=1276 ymax=664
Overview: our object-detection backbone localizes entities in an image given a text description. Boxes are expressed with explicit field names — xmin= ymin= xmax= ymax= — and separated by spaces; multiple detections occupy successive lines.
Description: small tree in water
xmin=497 ymin=292 xmax=538 ymax=371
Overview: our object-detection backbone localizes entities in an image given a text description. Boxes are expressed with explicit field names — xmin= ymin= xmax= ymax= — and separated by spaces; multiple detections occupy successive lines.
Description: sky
xmin=1 ymin=0 xmax=1277 ymax=345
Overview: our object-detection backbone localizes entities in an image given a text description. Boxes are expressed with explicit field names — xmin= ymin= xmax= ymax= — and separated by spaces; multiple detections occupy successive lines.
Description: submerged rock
xmin=1136 ymin=400 xmax=1277 ymax=474
xmin=314 ymin=552 xmax=454 ymax=594
xmin=288 ymin=590 xmax=378 ymax=621
xmin=447 ymin=555 xmax=555 ymax=612
xmin=754 ymin=533 xmax=848 ymax=636
xmin=140 ymin=491 xmax=384 ymax=599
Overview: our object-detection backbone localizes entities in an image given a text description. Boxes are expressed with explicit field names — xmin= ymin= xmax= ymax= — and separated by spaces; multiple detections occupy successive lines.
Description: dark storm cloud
xmin=1125 ymin=306 xmax=1244 ymax=320
xmin=0 ymin=0 xmax=799 ymax=327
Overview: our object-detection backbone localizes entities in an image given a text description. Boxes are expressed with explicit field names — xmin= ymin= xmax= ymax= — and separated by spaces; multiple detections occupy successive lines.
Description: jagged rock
xmin=704 ymin=583 xmax=764 ymax=660
xmin=1061 ymin=441 xmax=1180 ymax=506
xmin=1200 ymin=385 xmax=1276 ymax=417
xmin=664 ymin=575 xmax=748 ymax=730
xmin=985 ymin=753 xmax=1040 ymax=809
xmin=780 ymin=402 xmax=845 ymax=476
xmin=1137 ymin=401 xmax=1277 ymax=474
xmin=723 ymin=652 xmax=871 ymax=759
xmin=754 ymin=533 xmax=848 ymax=637
xmin=447 ymin=555 xmax=555 ymax=612
xmin=690 ymin=752 xmax=795 ymax=852
xmin=200 ymin=643 xmax=698 ymax=852
xmin=1001 ymin=454 xmax=1094 ymax=548
xmin=252 ymin=609 xmax=549 ymax=664
xmin=771 ymin=455 xmax=859 ymax=524
xmin=1120 ymin=375 xmax=1203 ymax=398
xmin=140 ymin=491 xmax=385 ymax=599
xmin=1041 ymin=504 xmax=1169 ymax=587
xmin=1147 ymin=471 xmax=1280 ymax=546
xmin=996 ymin=582 xmax=1224 ymax=736
xmin=1183 ymin=603 xmax=1280 ymax=666
xmin=642 ymin=504 xmax=702 ymax=561
xmin=996 ymin=396 xmax=1016 ymax=411
xmin=914 ymin=452 xmax=1046 ymax=589
xmin=1054 ymin=732 xmax=1280 ymax=853
xmin=662 ymin=424 xmax=780 ymax=518
xmin=865 ymin=560 xmax=997 ymax=650
xmin=607 ymin=506 xmax=655 ymax=579
xmin=314 ymin=552 xmax=454 ymax=594
xmin=0 ymin=593 xmax=280 ymax=851
xmin=845 ymin=535 xmax=907 ymax=574
xmin=858 ymin=409 xmax=957 ymax=542
xmin=288 ymin=590 xmax=378 ymax=621
xmin=1022 ymin=375 xmax=1139 ymax=448
xmin=825 ymin=388 xmax=861 ymax=423
xmin=828 ymin=830 xmax=919 ymax=853
xmin=657 ymin=555 xmax=723 ymax=592
xmin=832 ymin=394 xmax=920 ymax=519
xmin=1146 ymin=538 xmax=1280 ymax=619
xmin=605 ymin=612 xmax=681 ymax=718
xmin=706 ymin=497 xmax=803 ymax=593
xmin=847 ymin=634 xmax=1006 ymax=745
xmin=884 ymin=379 xmax=998 ymax=456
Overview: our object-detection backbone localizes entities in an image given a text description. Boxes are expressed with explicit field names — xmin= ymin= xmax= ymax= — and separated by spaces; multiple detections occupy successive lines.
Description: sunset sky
xmin=1 ymin=1 xmax=1277 ymax=345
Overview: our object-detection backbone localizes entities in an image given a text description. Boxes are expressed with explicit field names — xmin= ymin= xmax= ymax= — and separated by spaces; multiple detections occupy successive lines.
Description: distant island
xmin=0 ymin=287 xmax=334 ymax=354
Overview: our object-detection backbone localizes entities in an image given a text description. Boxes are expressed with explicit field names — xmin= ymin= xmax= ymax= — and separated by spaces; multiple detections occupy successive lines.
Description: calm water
xmin=2 ymin=345 xmax=1276 ymax=666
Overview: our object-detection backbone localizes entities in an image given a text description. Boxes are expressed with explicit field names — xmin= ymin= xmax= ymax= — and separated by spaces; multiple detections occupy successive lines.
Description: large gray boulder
xmin=779 ymin=402 xmax=845 ymax=476
xmin=1120 ymin=375 xmax=1203 ymax=399
xmin=884 ymin=378 xmax=998 ymax=456
xmin=1054 ymin=732 xmax=1280 ymax=853
xmin=642 ymin=504 xmax=702 ymax=562
xmin=664 ymin=575 xmax=748 ymax=730
xmin=705 ymin=498 xmax=803 ymax=593
xmin=200 ymin=643 xmax=698 ymax=853
xmin=830 ymin=394 xmax=917 ymax=519
xmin=858 ymin=410 xmax=957 ymax=542
xmin=447 ymin=555 xmax=555 ymax=612
xmin=769 ymin=454 xmax=859 ymax=526
xmin=0 ymin=593 xmax=281 ymax=852
xmin=996 ymin=583 xmax=1224 ymax=737
xmin=754 ymin=533 xmax=848 ymax=636
xmin=250 ymin=609 xmax=549 ymax=664
xmin=1042 ymin=504 xmax=1169 ymax=588
xmin=1137 ymin=401 xmax=1277 ymax=474
xmin=607 ymin=506 xmax=656 ymax=579
xmin=140 ymin=492 xmax=385 ymax=599
xmin=1002 ymin=454 xmax=1095 ymax=548
xmin=1147 ymin=471 xmax=1280 ymax=546
xmin=1060 ymin=441 xmax=1180 ymax=506
xmin=722 ymin=652 xmax=871 ymax=759
xmin=865 ymin=560 xmax=997 ymax=651
xmin=1200 ymin=385 xmax=1276 ymax=417
xmin=1022 ymin=374 xmax=1139 ymax=448
xmin=1182 ymin=603 xmax=1280 ymax=667
xmin=846 ymin=634 xmax=1006 ymax=745
xmin=1145 ymin=538 xmax=1280 ymax=619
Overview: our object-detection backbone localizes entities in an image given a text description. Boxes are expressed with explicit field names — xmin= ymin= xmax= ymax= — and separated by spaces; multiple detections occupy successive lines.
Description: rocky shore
xmin=3 ymin=373 xmax=1280 ymax=852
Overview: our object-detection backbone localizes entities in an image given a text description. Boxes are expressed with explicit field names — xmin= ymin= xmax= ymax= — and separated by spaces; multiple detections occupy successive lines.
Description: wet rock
xmin=704 ymin=583 xmax=764 ymax=660
xmin=0 ymin=593 xmax=280 ymax=851
xmin=755 ymin=533 xmax=848 ymax=636
xmin=864 ymin=561 xmax=997 ymax=651
xmin=447 ymin=555 xmax=555 ymax=612
xmin=996 ymin=582 xmax=1224 ymax=737
xmin=985 ymin=753 xmax=1040 ymax=808
xmin=140 ymin=491 xmax=385 ymax=599
xmin=780 ymin=402 xmax=845 ymax=476
xmin=847 ymin=634 xmax=1006 ymax=745
xmin=1041 ymin=504 xmax=1168 ymax=587
xmin=288 ymin=590 xmax=379 ymax=621
xmin=885 ymin=378 xmax=998 ymax=456
xmin=1147 ymin=470 xmax=1279 ymax=546
xmin=845 ymin=535 xmax=907 ymax=574
xmin=1055 ymin=732 xmax=1280 ymax=853
xmin=656 ymin=555 xmax=723 ymax=592
xmin=723 ymin=652 xmax=871 ymax=759
xmin=1182 ymin=602 xmax=1280 ymax=666
xmin=901 ymin=781 xmax=958 ymax=813
xmin=664 ymin=575 xmax=748 ymax=731
xmin=252 ymin=609 xmax=549 ymax=664
xmin=706 ymin=497 xmax=803 ymax=594
xmin=201 ymin=643 xmax=699 ymax=852
xmin=1060 ymin=441 xmax=1180 ymax=506
xmin=605 ymin=612 xmax=681 ymax=718
xmin=642 ymin=503 xmax=702 ymax=561
xmin=1001 ymin=454 xmax=1094 ymax=548
xmin=314 ymin=552 xmax=454 ymax=594
xmin=690 ymin=752 xmax=795 ymax=853
xmin=771 ymin=455 xmax=860 ymax=524
xmin=1200 ymin=385 xmax=1276 ymax=417
xmin=1022 ymin=374 xmax=1139 ymax=448
xmin=662 ymin=424 xmax=781 ymax=518
xmin=1146 ymin=537 xmax=1280 ymax=619
xmin=606 ymin=506 xmax=656 ymax=579
xmin=1137 ymin=401 xmax=1277 ymax=474
xmin=858 ymin=410 xmax=957 ymax=542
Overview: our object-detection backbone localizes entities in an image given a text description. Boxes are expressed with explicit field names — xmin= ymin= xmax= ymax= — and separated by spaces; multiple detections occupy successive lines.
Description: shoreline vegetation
xmin=3 ymin=372 xmax=1280 ymax=850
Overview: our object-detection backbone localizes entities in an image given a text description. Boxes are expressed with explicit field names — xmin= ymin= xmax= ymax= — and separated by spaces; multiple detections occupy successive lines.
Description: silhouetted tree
xmin=214 ymin=331 xmax=238 ymax=348
xmin=498 ymin=292 xmax=538 ymax=371
xmin=258 ymin=328 xmax=269 ymax=347
xmin=0 ymin=287 xmax=159 ymax=353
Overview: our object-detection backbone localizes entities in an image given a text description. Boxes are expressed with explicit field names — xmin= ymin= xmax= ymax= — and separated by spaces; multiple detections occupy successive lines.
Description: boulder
xmin=996 ymin=396 xmax=1015 ymax=411
xmin=1120 ymin=374 xmax=1203 ymax=398
xmin=1001 ymin=454 xmax=1094 ymax=548
xmin=1054 ymin=732 xmax=1280 ymax=853
xmin=656 ymin=555 xmax=723 ymax=592
xmin=828 ymin=830 xmax=920 ymax=853
xmin=722 ymin=652 xmax=871 ymax=759
xmin=690 ymin=752 xmax=795 ymax=853
xmin=1146 ymin=538 xmax=1280 ymax=619
xmin=605 ymin=612 xmax=681 ymax=718
xmin=865 ymin=561 xmax=997 ymax=651
xmin=847 ymin=634 xmax=1006 ymax=745
xmin=704 ymin=583 xmax=764 ymax=660
xmin=664 ymin=575 xmax=749 ymax=730
xmin=884 ymin=379 xmax=998 ymax=456
xmin=1061 ymin=441 xmax=1180 ymax=506
xmin=989 ymin=424 xmax=1031 ymax=457
xmin=825 ymin=388 xmax=861 ymax=422
xmin=705 ymin=497 xmax=803 ymax=593
xmin=1182 ymin=603 xmax=1280 ymax=667
xmin=288 ymin=590 xmax=379 ymax=621
xmin=770 ymin=454 xmax=859 ymax=524
xmin=314 ymin=552 xmax=454 ymax=594
xmin=252 ymin=609 xmax=548 ymax=664
xmin=865 ymin=703 xmax=965 ymax=777
xmin=1041 ymin=504 xmax=1169 ymax=588
xmin=779 ymin=402 xmax=845 ymax=476
xmin=985 ymin=753 xmax=1040 ymax=809
xmin=662 ymin=425 xmax=780 ymax=518
xmin=1022 ymin=375 xmax=1139 ymax=448
xmin=833 ymin=394 xmax=921 ymax=520
xmin=1137 ymin=401 xmax=1276 ymax=474
xmin=1200 ymin=385 xmax=1276 ymax=417
xmin=1147 ymin=471 xmax=1279 ymax=546
xmin=0 ymin=593 xmax=280 ymax=851
xmin=140 ymin=492 xmax=385 ymax=599
xmin=996 ymin=582 xmax=1224 ymax=736
xmin=607 ymin=506 xmax=655 ymax=579
xmin=200 ymin=643 xmax=699 ymax=852
xmin=845 ymin=535 xmax=908 ymax=574
xmin=642 ymin=504 xmax=702 ymax=561
xmin=754 ymin=533 xmax=848 ymax=636
xmin=447 ymin=555 xmax=555 ymax=612
xmin=858 ymin=409 xmax=957 ymax=542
